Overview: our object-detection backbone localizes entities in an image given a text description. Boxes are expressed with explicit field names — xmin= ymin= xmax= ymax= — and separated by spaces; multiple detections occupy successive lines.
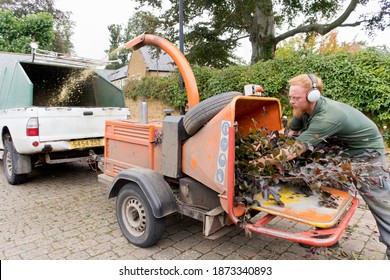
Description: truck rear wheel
xmin=116 ymin=183 xmax=165 ymax=248
xmin=3 ymin=138 xmax=28 ymax=185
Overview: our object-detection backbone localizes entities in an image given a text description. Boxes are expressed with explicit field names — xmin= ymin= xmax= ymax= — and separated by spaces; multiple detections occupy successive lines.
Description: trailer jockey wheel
xmin=116 ymin=183 xmax=165 ymax=248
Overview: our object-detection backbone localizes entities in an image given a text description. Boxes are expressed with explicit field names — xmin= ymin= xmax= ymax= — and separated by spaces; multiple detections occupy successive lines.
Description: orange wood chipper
xmin=97 ymin=33 xmax=358 ymax=248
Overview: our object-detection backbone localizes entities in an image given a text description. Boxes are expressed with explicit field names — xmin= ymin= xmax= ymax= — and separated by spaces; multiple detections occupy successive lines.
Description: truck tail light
xmin=26 ymin=117 xmax=39 ymax=136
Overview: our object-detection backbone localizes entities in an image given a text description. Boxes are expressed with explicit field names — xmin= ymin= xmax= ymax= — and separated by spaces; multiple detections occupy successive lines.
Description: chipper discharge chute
xmin=99 ymin=33 xmax=358 ymax=248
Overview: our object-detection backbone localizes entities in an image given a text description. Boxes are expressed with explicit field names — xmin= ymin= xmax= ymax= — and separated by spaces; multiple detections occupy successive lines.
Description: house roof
xmin=95 ymin=69 xmax=113 ymax=80
xmin=140 ymin=47 xmax=175 ymax=72
xmin=107 ymin=65 xmax=128 ymax=81
xmin=96 ymin=65 xmax=128 ymax=81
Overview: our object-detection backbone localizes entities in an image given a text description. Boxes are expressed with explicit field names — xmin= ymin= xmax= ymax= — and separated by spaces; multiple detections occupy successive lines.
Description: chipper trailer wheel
xmin=116 ymin=183 xmax=165 ymax=248
xmin=183 ymin=91 xmax=242 ymax=136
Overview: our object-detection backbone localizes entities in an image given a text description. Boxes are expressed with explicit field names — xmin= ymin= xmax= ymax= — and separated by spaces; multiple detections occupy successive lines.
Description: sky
xmin=56 ymin=0 xmax=390 ymax=63
xmin=56 ymin=0 xmax=137 ymax=60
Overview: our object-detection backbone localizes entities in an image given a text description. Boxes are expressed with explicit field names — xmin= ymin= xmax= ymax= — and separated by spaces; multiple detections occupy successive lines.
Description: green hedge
xmin=124 ymin=48 xmax=390 ymax=143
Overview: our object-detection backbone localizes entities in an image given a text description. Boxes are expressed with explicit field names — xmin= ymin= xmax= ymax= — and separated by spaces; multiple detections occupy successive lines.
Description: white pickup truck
xmin=0 ymin=59 xmax=130 ymax=184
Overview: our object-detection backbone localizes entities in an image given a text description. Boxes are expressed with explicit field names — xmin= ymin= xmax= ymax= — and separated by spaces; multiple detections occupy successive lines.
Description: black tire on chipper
xmin=111 ymin=167 xmax=176 ymax=248
xmin=183 ymin=91 xmax=242 ymax=136
xmin=117 ymin=183 xmax=165 ymax=248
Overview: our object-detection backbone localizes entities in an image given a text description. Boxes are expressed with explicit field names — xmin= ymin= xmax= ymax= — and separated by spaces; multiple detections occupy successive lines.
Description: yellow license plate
xmin=69 ymin=138 xmax=104 ymax=149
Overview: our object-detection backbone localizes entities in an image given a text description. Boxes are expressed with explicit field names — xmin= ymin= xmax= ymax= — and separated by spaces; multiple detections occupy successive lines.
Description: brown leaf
xmin=341 ymin=162 xmax=352 ymax=171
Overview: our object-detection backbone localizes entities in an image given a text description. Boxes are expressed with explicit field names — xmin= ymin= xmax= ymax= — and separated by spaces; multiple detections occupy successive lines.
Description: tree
xmin=106 ymin=24 xmax=127 ymax=70
xmin=0 ymin=9 xmax=55 ymax=53
xmin=105 ymin=11 xmax=161 ymax=70
xmin=123 ymin=10 xmax=161 ymax=42
xmin=275 ymin=29 xmax=365 ymax=58
xmin=317 ymin=30 xmax=361 ymax=53
xmin=0 ymin=0 xmax=74 ymax=54
xmin=133 ymin=0 xmax=389 ymax=65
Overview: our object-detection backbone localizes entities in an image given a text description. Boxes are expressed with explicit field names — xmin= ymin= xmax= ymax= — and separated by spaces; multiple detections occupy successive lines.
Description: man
xmin=285 ymin=73 xmax=390 ymax=259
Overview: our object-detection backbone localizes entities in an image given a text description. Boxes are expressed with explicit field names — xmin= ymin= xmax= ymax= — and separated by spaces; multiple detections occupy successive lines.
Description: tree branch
xmin=232 ymin=34 xmax=251 ymax=43
xmin=340 ymin=20 xmax=368 ymax=27
xmin=274 ymin=0 xmax=362 ymax=43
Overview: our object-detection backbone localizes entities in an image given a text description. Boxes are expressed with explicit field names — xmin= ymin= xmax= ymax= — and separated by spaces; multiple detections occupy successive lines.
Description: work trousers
xmin=353 ymin=153 xmax=390 ymax=259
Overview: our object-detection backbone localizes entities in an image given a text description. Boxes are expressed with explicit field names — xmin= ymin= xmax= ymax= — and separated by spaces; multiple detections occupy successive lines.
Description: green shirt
xmin=289 ymin=97 xmax=385 ymax=157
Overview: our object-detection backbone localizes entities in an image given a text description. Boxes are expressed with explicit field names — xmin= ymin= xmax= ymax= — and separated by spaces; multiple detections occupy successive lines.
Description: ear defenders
xmin=306 ymin=73 xmax=321 ymax=102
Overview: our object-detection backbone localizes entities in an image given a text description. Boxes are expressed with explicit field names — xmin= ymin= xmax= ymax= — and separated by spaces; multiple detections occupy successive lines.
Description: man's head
xmin=288 ymin=74 xmax=323 ymax=117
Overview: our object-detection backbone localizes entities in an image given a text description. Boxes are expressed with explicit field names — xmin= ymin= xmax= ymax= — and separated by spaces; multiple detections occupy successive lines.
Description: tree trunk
xmin=249 ymin=0 xmax=276 ymax=63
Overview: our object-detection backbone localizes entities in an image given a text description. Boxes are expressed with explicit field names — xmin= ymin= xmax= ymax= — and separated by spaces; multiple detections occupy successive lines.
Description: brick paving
xmin=0 ymin=157 xmax=388 ymax=260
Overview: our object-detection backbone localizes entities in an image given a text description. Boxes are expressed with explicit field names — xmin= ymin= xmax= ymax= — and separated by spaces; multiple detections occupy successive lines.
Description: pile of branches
xmin=235 ymin=128 xmax=388 ymax=217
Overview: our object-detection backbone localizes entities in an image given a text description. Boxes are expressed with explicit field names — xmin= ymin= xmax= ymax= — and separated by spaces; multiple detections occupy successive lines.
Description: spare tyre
xmin=183 ymin=91 xmax=242 ymax=136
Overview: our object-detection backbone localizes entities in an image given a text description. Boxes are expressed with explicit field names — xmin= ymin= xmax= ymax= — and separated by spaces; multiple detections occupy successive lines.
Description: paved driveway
xmin=0 ymin=160 xmax=387 ymax=260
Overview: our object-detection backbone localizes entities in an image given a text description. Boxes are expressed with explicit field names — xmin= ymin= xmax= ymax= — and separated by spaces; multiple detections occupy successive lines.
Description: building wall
xmin=128 ymin=50 xmax=147 ymax=80
xmin=112 ymin=79 xmax=128 ymax=89
xmin=128 ymin=49 xmax=173 ymax=80
xmin=148 ymin=71 xmax=172 ymax=77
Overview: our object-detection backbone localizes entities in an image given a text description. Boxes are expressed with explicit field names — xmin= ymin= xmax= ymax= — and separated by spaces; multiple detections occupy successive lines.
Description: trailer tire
xmin=183 ymin=91 xmax=242 ymax=136
xmin=3 ymin=137 xmax=28 ymax=185
xmin=116 ymin=183 xmax=165 ymax=248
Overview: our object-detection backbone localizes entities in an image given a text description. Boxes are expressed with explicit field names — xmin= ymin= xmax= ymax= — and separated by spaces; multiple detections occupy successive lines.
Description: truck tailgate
xmin=37 ymin=107 xmax=128 ymax=141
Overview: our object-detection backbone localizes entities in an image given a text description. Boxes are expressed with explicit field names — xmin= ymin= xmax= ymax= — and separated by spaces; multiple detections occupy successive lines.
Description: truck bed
xmin=0 ymin=59 xmax=130 ymax=184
